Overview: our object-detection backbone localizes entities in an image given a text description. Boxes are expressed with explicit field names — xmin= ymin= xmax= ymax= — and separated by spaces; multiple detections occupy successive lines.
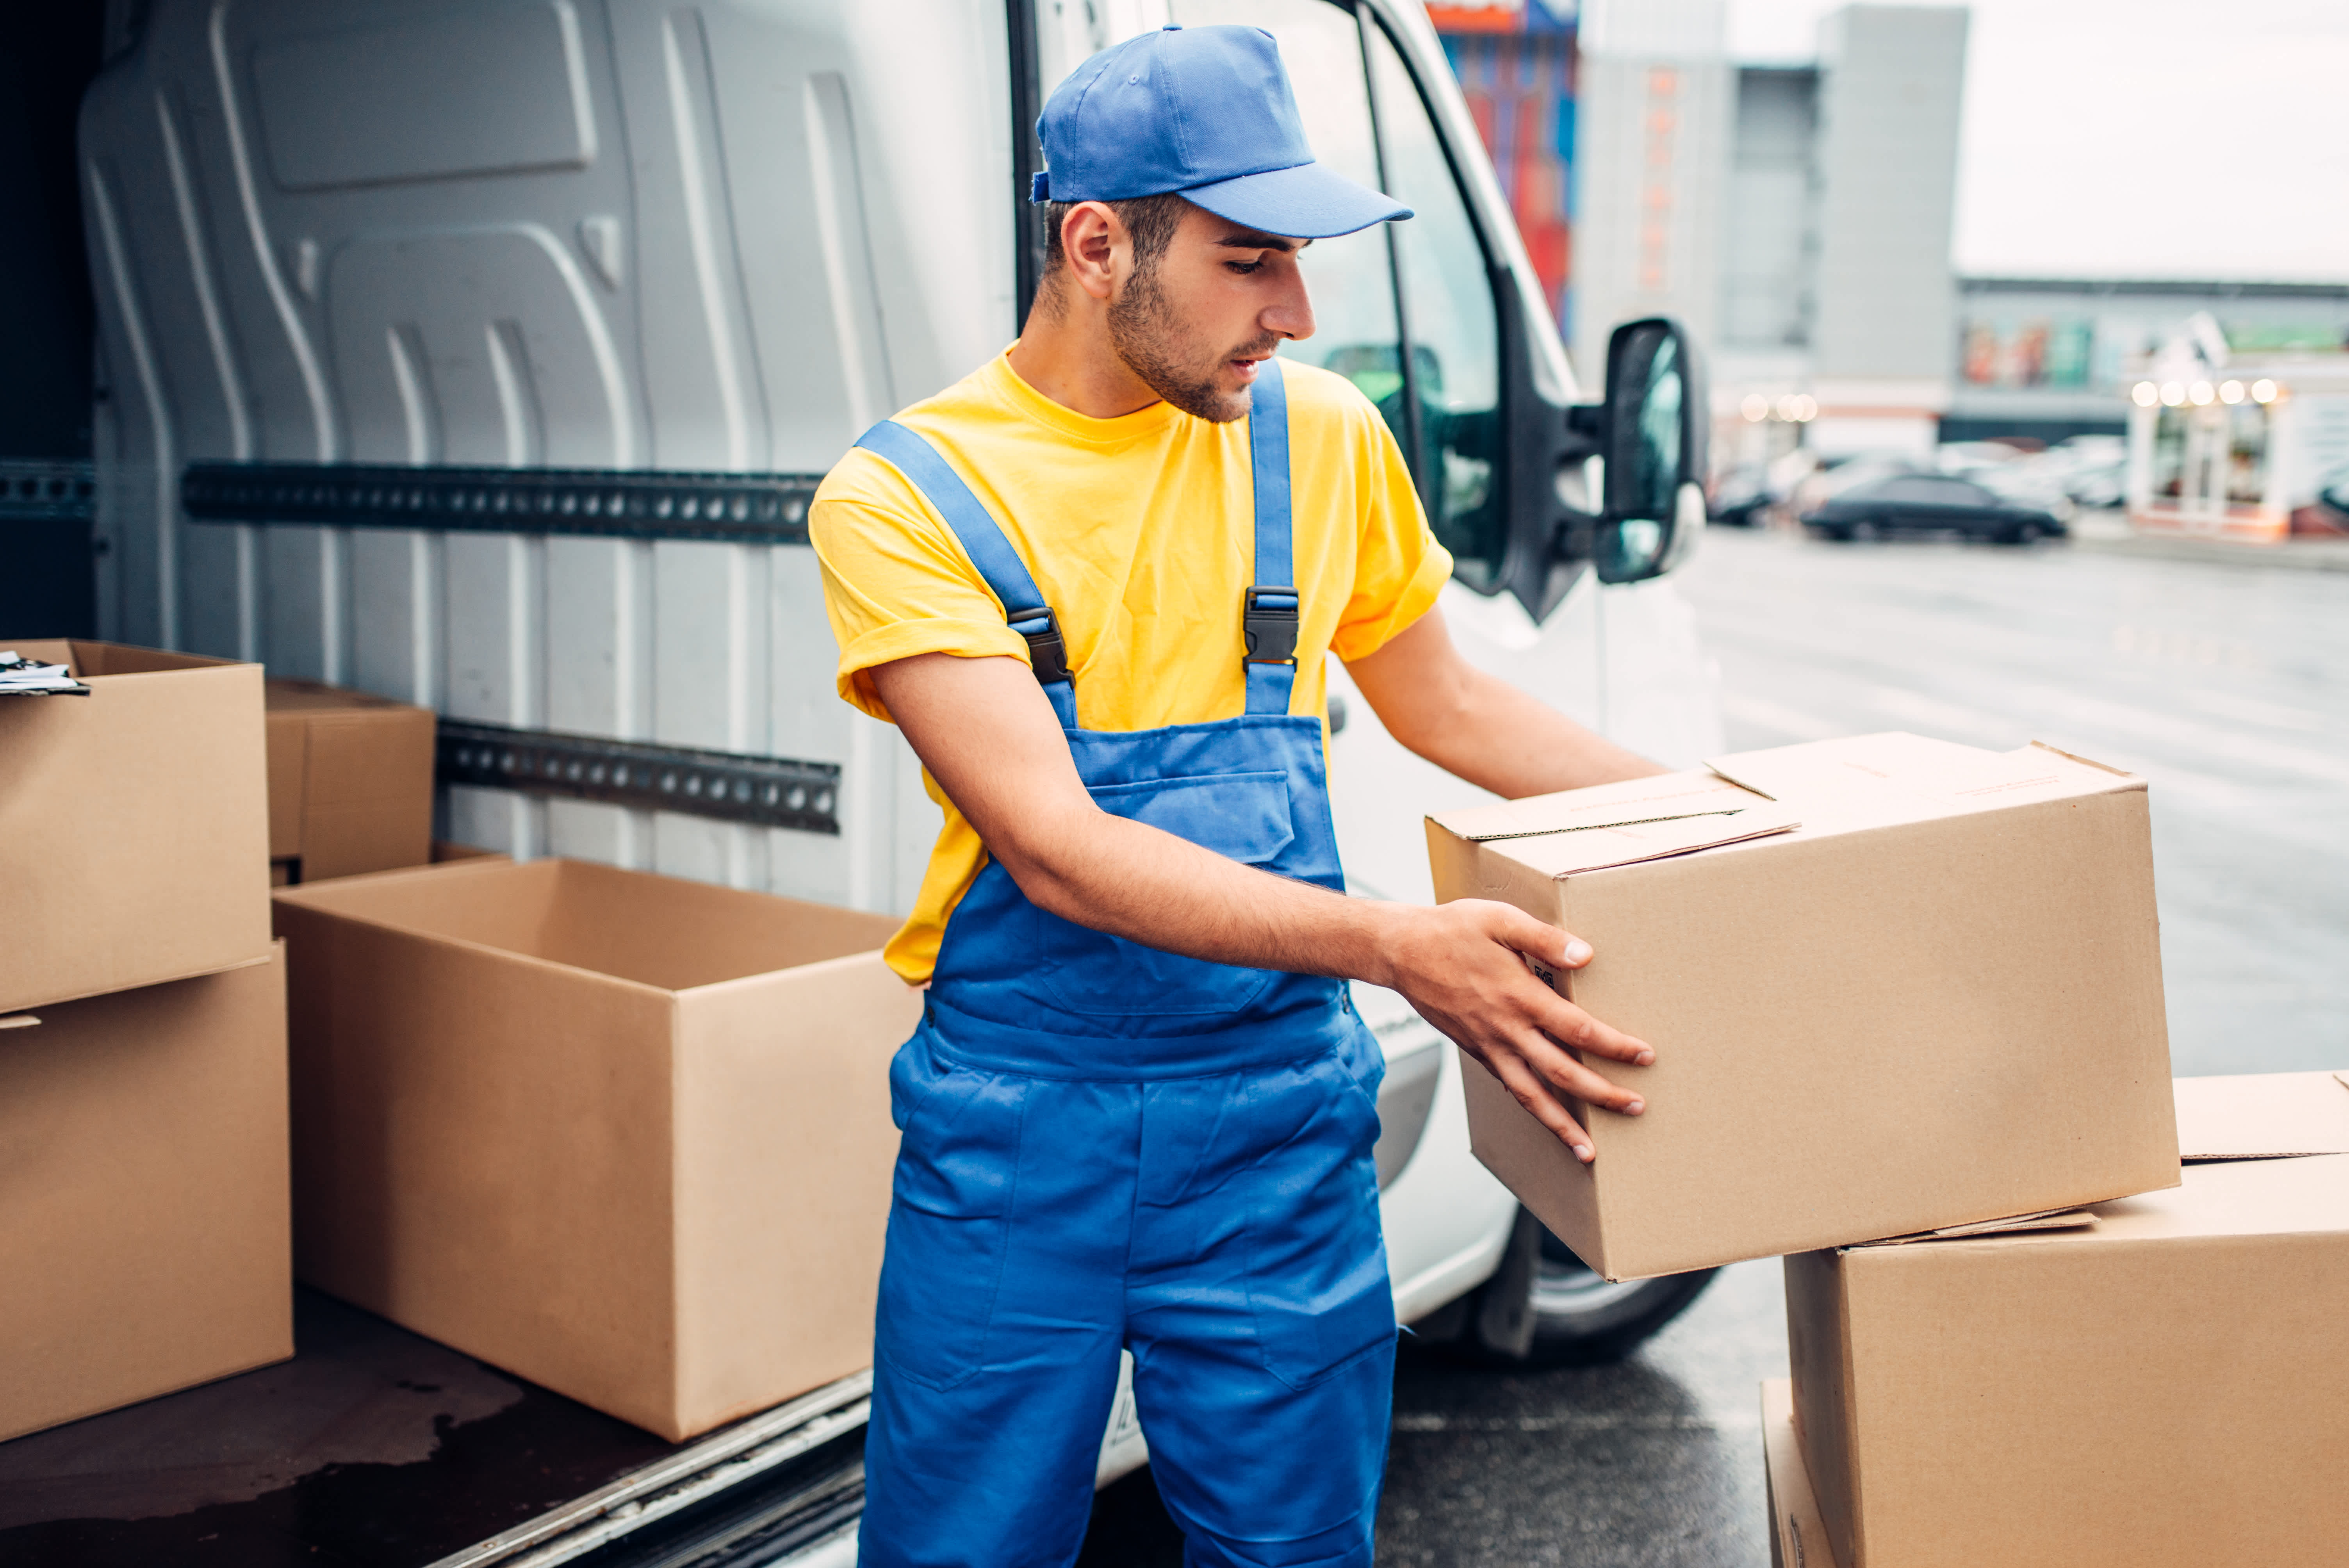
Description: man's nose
xmin=1264 ymin=266 xmax=1315 ymax=343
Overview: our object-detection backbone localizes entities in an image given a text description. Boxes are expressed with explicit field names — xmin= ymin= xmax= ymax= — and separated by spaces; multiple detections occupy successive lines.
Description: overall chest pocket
xmin=1037 ymin=770 xmax=1296 ymax=1018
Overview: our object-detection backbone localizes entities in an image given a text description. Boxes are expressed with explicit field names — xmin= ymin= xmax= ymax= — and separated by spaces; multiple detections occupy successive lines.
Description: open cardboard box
xmin=1427 ymin=733 xmax=2180 ymax=1281
xmin=265 ymin=679 xmax=436 ymax=885
xmin=0 ymin=640 xmax=272 ymax=1012
xmin=271 ymin=857 xmax=922 ymax=1441
xmin=0 ymin=950 xmax=291 ymax=1443
xmin=1783 ymin=1070 xmax=2349 ymax=1568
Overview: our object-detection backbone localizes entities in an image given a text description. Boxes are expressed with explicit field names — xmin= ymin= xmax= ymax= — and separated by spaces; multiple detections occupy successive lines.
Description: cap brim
xmin=1180 ymin=161 xmax=1412 ymax=239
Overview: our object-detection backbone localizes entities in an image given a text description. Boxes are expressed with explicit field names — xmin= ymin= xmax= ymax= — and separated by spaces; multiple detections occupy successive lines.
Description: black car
xmin=1802 ymin=474 xmax=2065 ymax=544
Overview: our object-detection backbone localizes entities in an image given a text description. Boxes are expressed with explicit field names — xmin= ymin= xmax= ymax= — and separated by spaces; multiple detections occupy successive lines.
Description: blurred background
xmin=1428 ymin=0 xmax=2349 ymax=543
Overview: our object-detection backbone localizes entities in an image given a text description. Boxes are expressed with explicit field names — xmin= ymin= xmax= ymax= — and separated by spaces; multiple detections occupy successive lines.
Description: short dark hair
xmin=1041 ymin=192 xmax=1189 ymax=277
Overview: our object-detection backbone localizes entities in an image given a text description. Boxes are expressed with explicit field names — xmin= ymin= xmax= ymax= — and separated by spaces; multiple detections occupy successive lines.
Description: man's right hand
xmin=1374 ymin=899 xmax=1650 ymax=1165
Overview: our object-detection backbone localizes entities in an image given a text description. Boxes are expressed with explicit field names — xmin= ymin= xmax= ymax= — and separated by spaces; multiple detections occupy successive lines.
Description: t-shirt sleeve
xmin=810 ymin=450 xmax=1031 ymax=724
xmin=1328 ymin=394 xmax=1454 ymax=665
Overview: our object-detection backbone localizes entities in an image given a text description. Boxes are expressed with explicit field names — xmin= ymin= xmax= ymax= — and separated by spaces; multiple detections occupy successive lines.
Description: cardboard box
xmin=1427 ymin=733 xmax=2180 ymax=1281
xmin=0 ymin=639 xmax=272 ymax=1013
xmin=0 ymin=950 xmax=292 ymax=1443
xmin=265 ymin=679 xmax=436 ymax=884
xmin=271 ymin=857 xmax=922 ymax=1440
xmin=1784 ymin=1072 xmax=2349 ymax=1568
xmin=1761 ymin=1379 xmax=1837 ymax=1568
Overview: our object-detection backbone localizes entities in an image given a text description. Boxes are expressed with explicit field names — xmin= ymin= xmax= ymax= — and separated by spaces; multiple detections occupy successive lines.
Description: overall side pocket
xmin=1239 ymin=1050 xmax=1397 ymax=1392
xmin=876 ymin=1039 xmax=1028 ymax=1391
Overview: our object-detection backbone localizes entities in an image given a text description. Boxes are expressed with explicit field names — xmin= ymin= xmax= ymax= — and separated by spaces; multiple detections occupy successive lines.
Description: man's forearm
xmin=1343 ymin=609 xmax=1666 ymax=798
xmin=1404 ymin=667 xmax=1666 ymax=796
xmin=997 ymin=800 xmax=1404 ymax=983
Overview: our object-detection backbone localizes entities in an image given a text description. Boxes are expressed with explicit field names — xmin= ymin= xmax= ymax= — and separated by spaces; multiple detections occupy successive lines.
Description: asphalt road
xmin=1079 ymin=525 xmax=2346 ymax=1566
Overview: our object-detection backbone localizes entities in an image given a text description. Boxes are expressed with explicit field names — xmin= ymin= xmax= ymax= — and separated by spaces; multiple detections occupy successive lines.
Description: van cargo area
xmin=0 ymin=1290 xmax=871 ymax=1567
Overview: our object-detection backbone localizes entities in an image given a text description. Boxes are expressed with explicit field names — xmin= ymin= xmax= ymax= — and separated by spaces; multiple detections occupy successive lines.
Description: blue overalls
xmin=850 ymin=362 xmax=1396 ymax=1568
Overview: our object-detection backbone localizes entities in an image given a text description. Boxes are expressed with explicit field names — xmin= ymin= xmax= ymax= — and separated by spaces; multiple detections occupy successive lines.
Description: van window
xmin=1362 ymin=23 xmax=1504 ymax=589
xmin=1167 ymin=2 xmax=1505 ymax=590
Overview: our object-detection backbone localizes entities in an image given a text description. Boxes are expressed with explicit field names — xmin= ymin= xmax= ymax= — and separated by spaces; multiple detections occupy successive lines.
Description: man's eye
xmin=1226 ymin=260 xmax=1265 ymax=275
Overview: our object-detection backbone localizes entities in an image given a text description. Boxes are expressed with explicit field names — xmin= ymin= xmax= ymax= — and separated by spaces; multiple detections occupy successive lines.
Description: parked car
xmin=1707 ymin=461 xmax=1777 ymax=527
xmin=1784 ymin=451 xmax=1922 ymax=522
xmin=1803 ymin=474 xmax=2067 ymax=544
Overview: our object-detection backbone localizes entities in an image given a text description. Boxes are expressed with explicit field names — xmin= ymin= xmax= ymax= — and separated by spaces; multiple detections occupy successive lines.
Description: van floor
xmin=0 ymin=1289 xmax=679 ymax=1566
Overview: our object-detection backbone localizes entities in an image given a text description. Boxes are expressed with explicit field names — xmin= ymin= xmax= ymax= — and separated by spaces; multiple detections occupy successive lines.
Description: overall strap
xmin=854 ymin=420 xmax=1078 ymax=727
xmin=1242 ymin=358 xmax=1299 ymax=716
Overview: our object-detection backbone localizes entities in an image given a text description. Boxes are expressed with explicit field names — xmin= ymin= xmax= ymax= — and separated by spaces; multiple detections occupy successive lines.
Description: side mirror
xmin=1593 ymin=317 xmax=1709 ymax=584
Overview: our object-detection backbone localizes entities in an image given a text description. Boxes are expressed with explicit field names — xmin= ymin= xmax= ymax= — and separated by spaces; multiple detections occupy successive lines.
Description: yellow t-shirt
xmin=811 ymin=349 xmax=1452 ymax=982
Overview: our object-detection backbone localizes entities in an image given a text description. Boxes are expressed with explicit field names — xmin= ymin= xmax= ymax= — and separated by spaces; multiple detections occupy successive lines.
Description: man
xmin=813 ymin=24 xmax=1663 ymax=1566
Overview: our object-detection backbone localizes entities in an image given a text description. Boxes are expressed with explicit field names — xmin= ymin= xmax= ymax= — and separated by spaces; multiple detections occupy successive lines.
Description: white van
xmin=48 ymin=0 xmax=1722 ymax=1557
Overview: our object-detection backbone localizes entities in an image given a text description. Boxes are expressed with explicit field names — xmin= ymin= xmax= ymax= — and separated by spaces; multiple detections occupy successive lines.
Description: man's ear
xmin=1060 ymin=201 xmax=1126 ymax=303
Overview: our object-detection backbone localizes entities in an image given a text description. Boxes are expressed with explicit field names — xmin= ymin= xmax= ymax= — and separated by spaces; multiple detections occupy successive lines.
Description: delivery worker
xmin=812 ymin=24 xmax=1664 ymax=1566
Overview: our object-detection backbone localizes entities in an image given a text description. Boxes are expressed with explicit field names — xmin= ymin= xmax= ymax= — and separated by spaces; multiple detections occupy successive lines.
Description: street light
xmin=1741 ymin=393 xmax=1769 ymax=422
xmin=2219 ymin=380 xmax=2245 ymax=404
xmin=2189 ymin=381 xmax=2215 ymax=406
xmin=2131 ymin=381 xmax=2158 ymax=407
xmin=2251 ymin=379 xmax=2280 ymax=404
xmin=2160 ymin=382 xmax=2186 ymax=406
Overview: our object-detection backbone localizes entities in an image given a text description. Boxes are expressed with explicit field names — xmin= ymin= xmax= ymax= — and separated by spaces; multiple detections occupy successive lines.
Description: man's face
xmin=1107 ymin=204 xmax=1316 ymax=424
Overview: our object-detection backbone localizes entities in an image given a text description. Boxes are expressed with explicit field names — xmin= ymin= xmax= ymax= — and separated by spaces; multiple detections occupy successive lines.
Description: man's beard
xmin=1107 ymin=267 xmax=1279 ymax=424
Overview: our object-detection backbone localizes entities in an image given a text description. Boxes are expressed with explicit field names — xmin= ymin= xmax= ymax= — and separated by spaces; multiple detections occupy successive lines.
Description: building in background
xmin=1950 ymin=277 xmax=2349 ymax=446
xmin=1426 ymin=1 xmax=1579 ymax=335
xmin=1439 ymin=3 xmax=1968 ymax=461
xmin=1564 ymin=0 xmax=1732 ymax=387
xmin=1711 ymin=5 xmax=1969 ymax=463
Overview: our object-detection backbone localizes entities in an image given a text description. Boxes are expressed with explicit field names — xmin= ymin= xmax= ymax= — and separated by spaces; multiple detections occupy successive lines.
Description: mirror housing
xmin=1470 ymin=277 xmax=1711 ymax=620
xmin=1555 ymin=317 xmax=1711 ymax=588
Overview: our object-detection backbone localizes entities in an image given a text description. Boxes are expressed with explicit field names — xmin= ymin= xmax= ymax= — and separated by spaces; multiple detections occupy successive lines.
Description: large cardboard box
xmin=0 ymin=951 xmax=292 ymax=1443
xmin=1426 ymin=733 xmax=2180 ymax=1281
xmin=271 ymin=857 xmax=922 ymax=1441
xmin=265 ymin=679 xmax=437 ymax=884
xmin=0 ymin=640 xmax=272 ymax=1013
xmin=1783 ymin=1072 xmax=2349 ymax=1568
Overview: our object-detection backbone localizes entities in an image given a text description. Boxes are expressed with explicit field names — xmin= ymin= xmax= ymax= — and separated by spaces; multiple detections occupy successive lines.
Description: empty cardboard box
xmin=0 ymin=950 xmax=292 ymax=1443
xmin=271 ymin=857 xmax=923 ymax=1441
xmin=1784 ymin=1071 xmax=2349 ymax=1568
xmin=0 ymin=640 xmax=272 ymax=1013
xmin=1427 ymin=732 xmax=2179 ymax=1281
xmin=265 ymin=679 xmax=436 ymax=885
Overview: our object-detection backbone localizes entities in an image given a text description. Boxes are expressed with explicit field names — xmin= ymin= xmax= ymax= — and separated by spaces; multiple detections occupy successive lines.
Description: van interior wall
xmin=0 ymin=2 xmax=105 ymax=638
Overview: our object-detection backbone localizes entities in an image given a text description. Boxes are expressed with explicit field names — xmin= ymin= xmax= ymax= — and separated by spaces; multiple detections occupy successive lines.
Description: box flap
xmin=2174 ymin=1071 xmax=2349 ymax=1162
xmin=1853 ymin=1206 xmax=2100 ymax=1248
xmin=1706 ymin=733 xmax=2142 ymax=837
xmin=1427 ymin=772 xmax=1800 ymax=878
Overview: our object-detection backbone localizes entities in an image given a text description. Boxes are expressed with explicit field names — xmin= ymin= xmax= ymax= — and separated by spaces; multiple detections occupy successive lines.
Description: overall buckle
xmin=1242 ymin=586 xmax=1300 ymax=665
xmin=1007 ymin=606 xmax=1071 ymax=686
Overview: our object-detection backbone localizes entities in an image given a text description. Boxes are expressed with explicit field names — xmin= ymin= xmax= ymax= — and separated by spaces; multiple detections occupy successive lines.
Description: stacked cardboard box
xmin=1765 ymin=1071 xmax=2349 ymax=1567
xmin=264 ymin=679 xmax=437 ymax=886
xmin=272 ymin=856 xmax=923 ymax=1440
xmin=1425 ymin=733 xmax=2348 ymax=1561
xmin=0 ymin=640 xmax=291 ymax=1441
xmin=1426 ymin=733 xmax=2180 ymax=1280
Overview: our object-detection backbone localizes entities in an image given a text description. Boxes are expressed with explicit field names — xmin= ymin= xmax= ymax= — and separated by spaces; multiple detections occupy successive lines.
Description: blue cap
xmin=1030 ymin=24 xmax=1411 ymax=239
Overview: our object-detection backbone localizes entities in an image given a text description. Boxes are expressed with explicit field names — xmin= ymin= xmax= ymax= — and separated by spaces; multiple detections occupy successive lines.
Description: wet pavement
xmin=1084 ymin=524 xmax=2346 ymax=1565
